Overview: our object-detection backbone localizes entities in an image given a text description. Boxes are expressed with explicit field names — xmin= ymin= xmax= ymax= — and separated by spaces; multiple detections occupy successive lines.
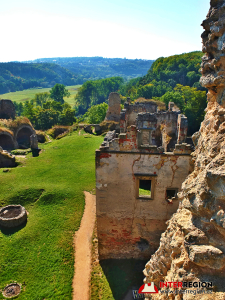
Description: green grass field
xmin=0 ymin=131 xmax=102 ymax=300
xmin=0 ymin=85 xmax=81 ymax=107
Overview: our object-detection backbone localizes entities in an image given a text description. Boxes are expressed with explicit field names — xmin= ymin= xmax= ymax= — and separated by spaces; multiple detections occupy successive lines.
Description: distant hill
xmin=0 ymin=57 xmax=153 ymax=95
xmin=26 ymin=57 xmax=154 ymax=80
xmin=120 ymin=51 xmax=204 ymax=100
xmin=0 ymin=62 xmax=79 ymax=94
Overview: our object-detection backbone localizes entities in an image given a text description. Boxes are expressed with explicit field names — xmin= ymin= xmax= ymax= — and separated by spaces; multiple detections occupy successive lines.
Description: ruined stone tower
xmin=143 ymin=1 xmax=225 ymax=298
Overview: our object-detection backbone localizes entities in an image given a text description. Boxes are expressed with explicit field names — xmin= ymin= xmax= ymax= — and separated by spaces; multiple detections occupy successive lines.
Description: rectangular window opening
xmin=139 ymin=179 xmax=151 ymax=198
xmin=166 ymin=188 xmax=178 ymax=199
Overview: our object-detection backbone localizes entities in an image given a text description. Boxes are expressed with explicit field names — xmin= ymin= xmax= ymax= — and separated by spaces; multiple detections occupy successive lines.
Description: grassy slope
xmin=0 ymin=85 xmax=81 ymax=107
xmin=0 ymin=132 xmax=103 ymax=300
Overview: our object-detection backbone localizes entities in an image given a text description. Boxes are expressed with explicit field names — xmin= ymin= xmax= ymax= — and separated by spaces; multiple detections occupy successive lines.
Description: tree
xmin=34 ymin=92 xmax=50 ymax=106
xmin=59 ymin=105 xmax=76 ymax=125
xmin=84 ymin=103 xmax=108 ymax=124
xmin=49 ymin=84 xmax=70 ymax=104
xmin=35 ymin=108 xmax=59 ymax=130
xmin=161 ymin=91 xmax=185 ymax=110
xmin=161 ymin=84 xmax=207 ymax=135
xmin=23 ymin=101 xmax=36 ymax=124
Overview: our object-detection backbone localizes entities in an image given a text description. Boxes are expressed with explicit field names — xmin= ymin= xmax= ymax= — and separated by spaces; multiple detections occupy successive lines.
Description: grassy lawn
xmin=0 ymin=131 xmax=102 ymax=300
xmin=0 ymin=85 xmax=81 ymax=107
xmin=139 ymin=188 xmax=151 ymax=197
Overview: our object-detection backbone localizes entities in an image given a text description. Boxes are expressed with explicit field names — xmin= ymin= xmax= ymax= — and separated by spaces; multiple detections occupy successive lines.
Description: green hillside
xmin=27 ymin=57 xmax=154 ymax=81
xmin=0 ymin=62 xmax=80 ymax=94
xmin=0 ymin=57 xmax=154 ymax=95
xmin=119 ymin=51 xmax=207 ymax=134
xmin=0 ymin=85 xmax=81 ymax=107
xmin=0 ymin=131 xmax=103 ymax=300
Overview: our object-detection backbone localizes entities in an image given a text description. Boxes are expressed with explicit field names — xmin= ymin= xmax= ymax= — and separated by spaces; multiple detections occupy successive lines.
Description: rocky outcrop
xmin=143 ymin=1 xmax=225 ymax=298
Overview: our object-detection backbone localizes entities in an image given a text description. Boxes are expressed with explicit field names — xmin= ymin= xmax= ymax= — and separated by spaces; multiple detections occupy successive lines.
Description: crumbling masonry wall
xmin=97 ymin=93 xmax=192 ymax=260
xmin=105 ymin=92 xmax=121 ymax=122
xmin=96 ymin=151 xmax=193 ymax=259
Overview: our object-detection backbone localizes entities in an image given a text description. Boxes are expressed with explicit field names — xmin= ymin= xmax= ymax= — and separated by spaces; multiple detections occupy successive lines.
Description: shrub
xmin=135 ymin=97 xmax=166 ymax=110
xmin=47 ymin=125 xmax=70 ymax=139
xmin=35 ymin=130 xmax=48 ymax=143
xmin=99 ymin=120 xmax=119 ymax=133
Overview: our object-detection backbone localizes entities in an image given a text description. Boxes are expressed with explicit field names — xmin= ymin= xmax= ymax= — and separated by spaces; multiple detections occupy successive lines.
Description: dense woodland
xmin=0 ymin=57 xmax=153 ymax=94
xmin=0 ymin=63 xmax=78 ymax=94
xmin=27 ymin=57 xmax=154 ymax=80
xmin=74 ymin=51 xmax=207 ymax=134
xmin=7 ymin=51 xmax=207 ymax=134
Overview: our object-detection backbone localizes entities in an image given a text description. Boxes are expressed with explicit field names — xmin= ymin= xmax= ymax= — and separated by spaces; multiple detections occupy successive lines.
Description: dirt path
xmin=72 ymin=191 xmax=96 ymax=300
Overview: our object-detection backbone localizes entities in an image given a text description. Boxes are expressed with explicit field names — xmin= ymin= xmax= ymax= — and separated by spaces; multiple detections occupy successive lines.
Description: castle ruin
xmin=0 ymin=99 xmax=35 ymax=151
xmin=96 ymin=94 xmax=193 ymax=259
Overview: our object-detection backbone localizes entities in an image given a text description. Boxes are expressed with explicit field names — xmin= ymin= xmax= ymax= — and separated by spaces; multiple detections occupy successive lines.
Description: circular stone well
xmin=0 ymin=205 xmax=27 ymax=228
xmin=2 ymin=283 xmax=21 ymax=298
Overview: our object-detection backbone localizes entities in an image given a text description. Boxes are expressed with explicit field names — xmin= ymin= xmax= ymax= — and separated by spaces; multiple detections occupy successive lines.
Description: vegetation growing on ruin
xmin=72 ymin=51 xmax=206 ymax=134
xmin=0 ymin=117 xmax=33 ymax=136
xmin=135 ymin=97 xmax=166 ymax=110
xmin=120 ymin=51 xmax=207 ymax=134
xmin=0 ymin=131 xmax=103 ymax=300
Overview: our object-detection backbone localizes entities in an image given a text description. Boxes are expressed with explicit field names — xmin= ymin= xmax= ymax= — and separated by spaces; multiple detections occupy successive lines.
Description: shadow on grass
xmin=100 ymin=259 xmax=147 ymax=300
xmin=0 ymin=220 xmax=27 ymax=235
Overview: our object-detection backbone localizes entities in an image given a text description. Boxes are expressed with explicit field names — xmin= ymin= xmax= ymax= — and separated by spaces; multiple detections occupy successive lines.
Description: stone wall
xmin=96 ymin=150 xmax=192 ymax=259
xmin=97 ymin=94 xmax=191 ymax=261
xmin=105 ymin=92 xmax=121 ymax=122
xmin=124 ymin=101 xmax=158 ymax=127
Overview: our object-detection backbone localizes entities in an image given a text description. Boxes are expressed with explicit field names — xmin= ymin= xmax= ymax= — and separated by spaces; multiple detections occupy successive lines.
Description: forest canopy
xmin=0 ymin=57 xmax=153 ymax=94
xmin=74 ymin=51 xmax=207 ymax=135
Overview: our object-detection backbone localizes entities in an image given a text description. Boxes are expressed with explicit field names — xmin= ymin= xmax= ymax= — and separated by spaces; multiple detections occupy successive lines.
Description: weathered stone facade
xmin=96 ymin=98 xmax=193 ymax=259
xmin=143 ymin=1 xmax=225 ymax=298
xmin=105 ymin=92 xmax=121 ymax=122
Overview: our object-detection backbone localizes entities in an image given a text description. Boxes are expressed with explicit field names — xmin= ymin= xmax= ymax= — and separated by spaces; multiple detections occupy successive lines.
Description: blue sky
xmin=1 ymin=0 xmax=209 ymax=62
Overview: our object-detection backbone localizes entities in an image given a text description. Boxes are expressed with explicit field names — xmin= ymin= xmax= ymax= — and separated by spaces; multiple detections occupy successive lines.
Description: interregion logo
xmin=133 ymin=281 xmax=213 ymax=299
xmin=138 ymin=282 xmax=159 ymax=294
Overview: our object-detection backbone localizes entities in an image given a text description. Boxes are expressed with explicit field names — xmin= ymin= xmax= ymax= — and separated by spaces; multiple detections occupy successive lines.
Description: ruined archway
xmin=16 ymin=126 xmax=34 ymax=149
xmin=0 ymin=133 xmax=15 ymax=151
